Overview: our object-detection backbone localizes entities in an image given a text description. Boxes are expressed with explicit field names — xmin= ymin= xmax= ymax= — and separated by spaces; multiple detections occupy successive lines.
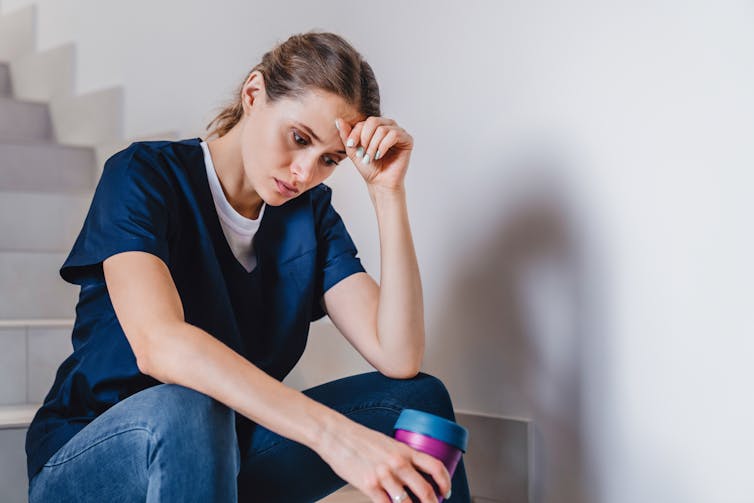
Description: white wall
xmin=3 ymin=1 xmax=752 ymax=501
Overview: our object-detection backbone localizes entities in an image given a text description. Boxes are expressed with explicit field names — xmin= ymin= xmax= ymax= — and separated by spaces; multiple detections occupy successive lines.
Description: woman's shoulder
xmin=89 ymin=140 xmax=203 ymax=211
xmin=98 ymin=138 xmax=202 ymax=192
xmin=103 ymin=138 xmax=201 ymax=174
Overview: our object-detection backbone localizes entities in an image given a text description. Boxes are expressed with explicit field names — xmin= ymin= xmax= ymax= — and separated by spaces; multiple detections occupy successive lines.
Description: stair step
xmin=0 ymin=252 xmax=78 ymax=319
xmin=0 ymin=190 xmax=91 ymax=252
xmin=0 ymin=140 xmax=97 ymax=192
xmin=319 ymin=486 xmax=371 ymax=502
xmin=0 ymin=97 xmax=53 ymax=142
xmin=0 ymin=5 xmax=35 ymax=63
xmin=0 ymin=319 xmax=74 ymax=329
xmin=50 ymin=86 xmax=122 ymax=146
xmin=0 ymin=63 xmax=11 ymax=97
xmin=9 ymin=43 xmax=74 ymax=103
xmin=0 ymin=404 xmax=38 ymax=429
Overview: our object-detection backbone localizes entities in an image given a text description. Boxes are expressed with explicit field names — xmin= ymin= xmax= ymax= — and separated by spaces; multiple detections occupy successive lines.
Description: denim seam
xmin=251 ymin=404 xmax=403 ymax=458
xmin=341 ymin=403 xmax=403 ymax=417
xmin=43 ymin=427 xmax=154 ymax=467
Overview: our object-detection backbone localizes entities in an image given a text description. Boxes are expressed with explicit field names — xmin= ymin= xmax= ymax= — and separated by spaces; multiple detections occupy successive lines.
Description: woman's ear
xmin=241 ymin=71 xmax=266 ymax=114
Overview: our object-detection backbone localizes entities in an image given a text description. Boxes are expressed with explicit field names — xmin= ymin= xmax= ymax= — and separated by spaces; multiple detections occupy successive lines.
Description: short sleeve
xmin=60 ymin=144 xmax=176 ymax=285
xmin=310 ymin=184 xmax=366 ymax=320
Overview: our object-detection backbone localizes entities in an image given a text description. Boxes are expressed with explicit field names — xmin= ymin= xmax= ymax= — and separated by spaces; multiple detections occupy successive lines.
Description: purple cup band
xmin=394 ymin=428 xmax=463 ymax=476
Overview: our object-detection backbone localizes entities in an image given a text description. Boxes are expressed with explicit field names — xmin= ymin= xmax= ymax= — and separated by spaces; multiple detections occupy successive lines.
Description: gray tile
xmin=0 ymin=141 xmax=96 ymax=193
xmin=456 ymin=413 xmax=529 ymax=503
xmin=0 ymin=191 xmax=91 ymax=252
xmin=0 ymin=328 xmax=27 ymax=406
xmin=0 ymin=427 xmax=29 ymax=503
xmin=27 ymin=327 xmax=72 ymax=403
xmin=0 ymin=98 xmax=52 ymax=142
xmin=50 ymin=86 xmax=123 ymax=146
xmin=0 ymin=252 xmax=78 ymax=319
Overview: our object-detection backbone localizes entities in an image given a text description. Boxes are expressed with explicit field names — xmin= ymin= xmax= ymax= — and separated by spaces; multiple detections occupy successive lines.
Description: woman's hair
xmin=205 ymin=31 xmax=381 ymax=139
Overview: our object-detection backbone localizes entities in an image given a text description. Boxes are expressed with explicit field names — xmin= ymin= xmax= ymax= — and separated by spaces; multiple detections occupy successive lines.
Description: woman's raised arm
xmin=324 ymin=118 xmax=425 ymax=378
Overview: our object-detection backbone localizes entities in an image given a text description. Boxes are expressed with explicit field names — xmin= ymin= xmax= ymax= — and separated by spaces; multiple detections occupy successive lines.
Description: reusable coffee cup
xmin=392 ymin=409 xmax=469 ymax=502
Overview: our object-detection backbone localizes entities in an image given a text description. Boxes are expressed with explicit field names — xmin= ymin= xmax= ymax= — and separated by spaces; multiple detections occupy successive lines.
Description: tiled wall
xmin=0 ymin=325 xmax=72 ymax=406
xmin=0 ymin=427 xmax=27 ymax=503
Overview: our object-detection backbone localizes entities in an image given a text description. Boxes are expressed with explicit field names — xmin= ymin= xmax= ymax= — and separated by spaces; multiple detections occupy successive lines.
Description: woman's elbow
xmin=380 ymin=362 xmax=422 ymax=380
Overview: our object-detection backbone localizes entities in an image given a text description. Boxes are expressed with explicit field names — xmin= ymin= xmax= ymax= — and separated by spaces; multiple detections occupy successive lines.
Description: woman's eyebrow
xmin=296 ymin=121 xmax=347 ymax=155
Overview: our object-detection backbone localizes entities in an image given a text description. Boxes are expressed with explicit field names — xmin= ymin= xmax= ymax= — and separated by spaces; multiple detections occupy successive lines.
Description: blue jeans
xmin=28 ymin=371 xmax=471 ymax=502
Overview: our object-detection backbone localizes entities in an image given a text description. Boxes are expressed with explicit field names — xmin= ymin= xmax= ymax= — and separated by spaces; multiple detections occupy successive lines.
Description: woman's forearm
xmin=141 ymin=321 xmax=345 ymax=453
xmin=368 ymin=185 xmax=425 ymax=374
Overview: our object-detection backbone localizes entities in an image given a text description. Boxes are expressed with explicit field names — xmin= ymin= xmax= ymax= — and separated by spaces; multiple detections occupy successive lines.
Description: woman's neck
xmin=205 ymin=125 xmax=264 ymax=220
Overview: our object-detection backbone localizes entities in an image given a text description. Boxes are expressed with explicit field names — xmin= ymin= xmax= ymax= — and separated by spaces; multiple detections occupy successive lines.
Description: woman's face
xmin=239 ymin=75 xmax=362 ymax=206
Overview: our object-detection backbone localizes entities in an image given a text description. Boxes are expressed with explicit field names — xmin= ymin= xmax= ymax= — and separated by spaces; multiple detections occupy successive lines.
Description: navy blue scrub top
xmin=25 ymin=138 xmax=365 ymax=480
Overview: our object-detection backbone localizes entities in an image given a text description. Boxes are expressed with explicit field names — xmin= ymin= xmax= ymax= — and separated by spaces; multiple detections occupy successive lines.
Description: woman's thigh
xmin=29 ymin=383 xmax=239 ymax=503
xmin=237 ymin=371 xmax=469 ymax=502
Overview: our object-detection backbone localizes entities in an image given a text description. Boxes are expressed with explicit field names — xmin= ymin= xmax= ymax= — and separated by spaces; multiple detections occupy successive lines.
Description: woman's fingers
xmin=357 ymin=467 xmax=392 ymax=503
xmin=339 ymin=116 xmax=404 ymax=164
xmin=397 ymin=465 xmax=440 ymax=503
xmin=359 ymin=116 xmax=396 ymax=152
xmin=363 ymin=126 xmax=387 ymax=162
xmin=409 ymin=451 xmax=452 ymax=501
xmin=349 ymin=122 xmax=366 ymax=159
xmin=335 ymin=118 xmax=355 ymax=153
xmin=373 ymin=128 xmax=400 ymax=162
xmin=379 ymin=464 xmax=412 ymax=503
xmin=365 ymin=483 xmax=392 ymax=503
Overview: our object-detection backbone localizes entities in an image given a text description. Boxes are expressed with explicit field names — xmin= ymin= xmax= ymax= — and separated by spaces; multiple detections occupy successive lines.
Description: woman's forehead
xmin=278 ymin=90 xmax=361 ymax=124
xmin=274 ymin=91 xmax=362 ymax=150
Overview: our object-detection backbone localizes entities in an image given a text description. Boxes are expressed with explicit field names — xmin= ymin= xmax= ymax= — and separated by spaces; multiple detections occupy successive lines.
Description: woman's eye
xmin=292 ymin=129 xmax=337 ymax=166
xmin=292 ymin=130 xmax=308 ymax=146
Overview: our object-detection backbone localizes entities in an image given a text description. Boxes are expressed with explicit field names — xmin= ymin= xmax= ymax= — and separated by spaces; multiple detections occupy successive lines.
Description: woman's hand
xmin=335 ymin=117 xmax=414 ymax=192
xmin=317 ymin=417 xmax=451 ymax=502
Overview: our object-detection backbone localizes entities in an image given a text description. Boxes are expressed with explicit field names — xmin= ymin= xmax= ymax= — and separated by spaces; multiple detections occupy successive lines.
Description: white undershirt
xmin=200 ymin=140 xmax=265 ymax=273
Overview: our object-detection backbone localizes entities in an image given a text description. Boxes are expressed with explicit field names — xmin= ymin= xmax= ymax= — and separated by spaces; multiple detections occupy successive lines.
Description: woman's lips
xmin=274 ymin=178 xmax=299 ymax=197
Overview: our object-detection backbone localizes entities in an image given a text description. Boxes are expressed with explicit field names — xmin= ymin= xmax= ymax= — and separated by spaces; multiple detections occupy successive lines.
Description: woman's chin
xmin=261 ymin=190 xmax=293 ymax=207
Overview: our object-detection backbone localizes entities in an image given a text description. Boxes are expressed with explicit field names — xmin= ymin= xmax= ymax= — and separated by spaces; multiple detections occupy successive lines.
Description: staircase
xmin=0 ymin=60 xmax=96 ymax=501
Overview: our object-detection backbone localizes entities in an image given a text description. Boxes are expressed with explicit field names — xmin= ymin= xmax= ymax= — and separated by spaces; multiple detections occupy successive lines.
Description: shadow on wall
xmin=425 ymin=152 xmax=592 ymax=503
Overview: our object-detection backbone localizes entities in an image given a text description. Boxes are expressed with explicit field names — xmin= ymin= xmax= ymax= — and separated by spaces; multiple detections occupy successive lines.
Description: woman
xmin=25 ymin=32 xmax=471 ymax=502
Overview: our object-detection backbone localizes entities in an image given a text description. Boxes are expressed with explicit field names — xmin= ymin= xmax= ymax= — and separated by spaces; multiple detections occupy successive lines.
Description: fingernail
xmin=362 ymin=153 xmax=371 ymax=164
xmin=334 ymin=119 xmax=340 ymax=131
xmin=445 ymin=488 xmax=452 ymax=499
xmin=356 ymin=146 xmax=364 ymax=158
xmin=346 ymin=138 xmax=355 ymax=148
xmin=375 ymin=149 xmax=381 ymax=160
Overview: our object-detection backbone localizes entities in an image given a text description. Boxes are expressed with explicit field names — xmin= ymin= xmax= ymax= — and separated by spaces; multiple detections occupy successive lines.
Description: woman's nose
xmin=291 ymin=155 xmax=316 ymax=185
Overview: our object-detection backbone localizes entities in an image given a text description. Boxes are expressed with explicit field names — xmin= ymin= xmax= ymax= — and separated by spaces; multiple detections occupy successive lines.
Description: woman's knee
xmin=134 ymin=385 xmax=241 ymax=482
xmin=398 ymin=372 xmax=457 ymax=420
xmin=413 ymin=371 xmax=453 ymax=399
xmin=138 ymin=384 xmax=237 ymax=458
